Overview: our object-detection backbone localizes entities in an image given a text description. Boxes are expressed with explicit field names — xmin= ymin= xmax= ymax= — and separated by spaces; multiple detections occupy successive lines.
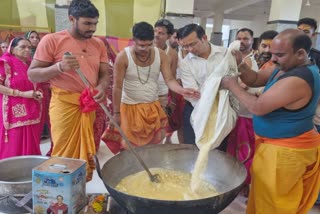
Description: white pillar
xmin=199 ymin=17 xmax=207 ymax=30
xmin=55 ymin=0 xmax=70 ymax=32
xmin=210 ymin=12 xmax=224 ymax=46
xmin=165 ymin=0 xmax=194 ymax=29
xmin=56 ymin=0 xmax=70 ymax=6
xmin=213 ymin=12 xmax=224 ymax=33
xmin=267 ymin=0 xmax=303 ymax=32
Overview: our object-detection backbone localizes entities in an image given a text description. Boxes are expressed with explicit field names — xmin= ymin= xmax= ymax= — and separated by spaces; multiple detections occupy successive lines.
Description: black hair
xmin=236 ymin=28 xmax=254 ymax=37
xmin=297 ymin=18 xmax=318 ymax=31
xmin=68 ymin=0 xmax=99 ymax=19
xmin=154 ymin=19 xmax=174 ymax=35
xmin=292 ymin=33 xmax=312 ymax=53
xmin=56 ymin=195 xmax=63 ymax=200
xmin=132 ymin=22 xmax=154 ymax=41
xmin=259 ymin=30 xmax=278 ymax=42
xmin=11 ymin=37 xmax=26 ymax=48
xmin=179 ymin=24 xmax=205 ymax=40
xmin=24 ymin=31 xmax=40 ymax=40
xmin=10 ymin=37 xmax=30 ymax=54
xmin=176 ymin=27 xmax=184 ymax=40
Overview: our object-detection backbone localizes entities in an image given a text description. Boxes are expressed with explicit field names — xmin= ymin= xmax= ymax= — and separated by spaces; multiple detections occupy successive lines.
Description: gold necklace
xmin=136 ymin=64 xmax=151 ymax=85
xmin=135 ymin=50 xmax=152 ymax=84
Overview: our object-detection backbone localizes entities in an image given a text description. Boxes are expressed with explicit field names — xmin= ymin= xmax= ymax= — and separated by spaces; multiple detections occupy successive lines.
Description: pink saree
xmin=227 ymin=117 xmax=255 ymax=185
xmin=93 ymin=39 xmax=116 ymax=152
xmin=0 ymin=53 xmax=42 ymax=159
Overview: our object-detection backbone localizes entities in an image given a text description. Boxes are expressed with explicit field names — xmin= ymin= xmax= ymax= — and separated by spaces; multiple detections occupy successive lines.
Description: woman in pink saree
xmin=0 ymin=37 xmax=43 ymax=159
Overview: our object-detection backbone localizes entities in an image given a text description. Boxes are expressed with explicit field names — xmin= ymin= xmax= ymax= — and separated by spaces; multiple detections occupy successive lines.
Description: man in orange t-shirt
xmin=28 ymin=0 xmax=109 ymax=181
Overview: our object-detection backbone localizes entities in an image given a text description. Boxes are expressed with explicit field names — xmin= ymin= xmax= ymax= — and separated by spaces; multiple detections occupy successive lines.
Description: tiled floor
xmin=40 ymin=136 xmax=320 ymax=214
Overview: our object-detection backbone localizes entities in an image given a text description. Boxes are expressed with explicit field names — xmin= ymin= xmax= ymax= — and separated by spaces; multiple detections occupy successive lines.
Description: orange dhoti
xmin=247 ymin=130 xmax=320 ymax=214
xmin=50 ymin=87 xmax=96 ymax=181
xmin=120 ymin=101 xmax=168 ymax=148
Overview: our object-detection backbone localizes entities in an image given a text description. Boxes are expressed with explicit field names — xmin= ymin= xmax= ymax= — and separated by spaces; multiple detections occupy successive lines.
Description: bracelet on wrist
xmin=57 ymin=62 xmax=64 ymax=73
xmin=12 ymin=89 xmax=21 ymax=97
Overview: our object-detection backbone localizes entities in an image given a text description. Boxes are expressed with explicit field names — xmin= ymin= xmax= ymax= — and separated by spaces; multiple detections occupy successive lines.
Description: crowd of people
xmin=0 ymin=0 xmax=319 ymax=212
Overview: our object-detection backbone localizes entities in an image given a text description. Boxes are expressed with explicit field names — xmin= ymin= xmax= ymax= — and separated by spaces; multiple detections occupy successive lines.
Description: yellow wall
xmin=0 ymin=0 xmax=20 ymax=26
xmin=133 ymin=0 xmax=162 ymax=26
xmin=105 ymin=0 xmax=134 ymax=38
xmin=91 ymin=0 xmax=107 ymax=36
xmin=16 ymin=0 xmax=49 ymax=29
xmin=0 ymin=0 xmax=164 ymax=37
xmin=46 ymin=0 xmax=56 ymax=32
xmin=104 ymin=0 xmax=163 ymax=38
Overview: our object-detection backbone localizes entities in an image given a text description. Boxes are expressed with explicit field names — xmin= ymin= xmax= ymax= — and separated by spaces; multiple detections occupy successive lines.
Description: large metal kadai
xmin=0 ymin=155 xmax=48 ymax=214
xmin=97 ymin=144 xmax=247 ymax=214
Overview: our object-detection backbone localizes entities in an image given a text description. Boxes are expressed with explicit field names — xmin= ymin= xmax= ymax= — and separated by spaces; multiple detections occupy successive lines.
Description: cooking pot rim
xmin=0 ymin=155 xmax=49 ymax=184
xmin=0 ymin=180 xmax=31 ymax=184
xmin=0 ymin=155 xmax=48 ymax=162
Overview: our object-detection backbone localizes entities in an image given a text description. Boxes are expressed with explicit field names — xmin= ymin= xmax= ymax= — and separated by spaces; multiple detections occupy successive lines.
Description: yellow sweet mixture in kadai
xmin=115 ymin=168 xmax=219 ymax=200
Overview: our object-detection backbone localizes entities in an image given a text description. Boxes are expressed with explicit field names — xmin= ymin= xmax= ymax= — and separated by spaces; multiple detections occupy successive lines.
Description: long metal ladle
xmin=64 ymin=52 xmax=160 ymax=183
xmin=98 ymin=103 xmax=161 ymax=183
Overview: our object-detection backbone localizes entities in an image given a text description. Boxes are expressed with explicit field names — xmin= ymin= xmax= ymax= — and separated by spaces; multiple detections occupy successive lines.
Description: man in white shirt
xmin=178 ymin=24 xmax=227 ymax=146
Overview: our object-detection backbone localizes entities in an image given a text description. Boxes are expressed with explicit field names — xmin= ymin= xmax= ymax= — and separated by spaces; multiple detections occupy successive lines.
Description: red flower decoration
xmin=79 ymin=88 xmax=99 ymax=113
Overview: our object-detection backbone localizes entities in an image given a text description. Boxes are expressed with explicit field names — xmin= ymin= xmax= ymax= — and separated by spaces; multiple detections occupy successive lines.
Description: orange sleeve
xmin=33 ymin=34 xmax=56 ymax=63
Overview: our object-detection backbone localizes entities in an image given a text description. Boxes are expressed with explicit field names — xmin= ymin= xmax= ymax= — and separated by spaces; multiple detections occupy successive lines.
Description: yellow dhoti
xmin=120 ymin=101 xmax=168 ymax=148
xmin=247 ymin=130 xmax=320 ymax=214
xmin=50 ymin=87 xmax=96 ymax=181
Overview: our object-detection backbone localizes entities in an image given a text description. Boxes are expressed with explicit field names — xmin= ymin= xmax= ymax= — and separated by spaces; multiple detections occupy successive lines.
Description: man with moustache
xmin=112 ymin=22 xmax=199 ymax=150
xmin=28 ymin=0 xmax=109 ymax=181
xmin=227 ymin=30 xmax=278 ymax=197
xmin=168 ymin=29 xmax=179 ymax=50
xmin=226 ymin=28 xmax=261 ymax=186
xmin=255 ymin=30 xmax=278 ymax=69
xmin=236 ymin=28 xmax=258 ymax=71
xmin=153 ymin=19 xmax=178 ymax=111
xmin=297 ymin=18 xmax=320 ymax=69
xmin=221 ymin=29 xmax=320 ymax=214
xmin=153 ymin=19 xmax=184 ymax=144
